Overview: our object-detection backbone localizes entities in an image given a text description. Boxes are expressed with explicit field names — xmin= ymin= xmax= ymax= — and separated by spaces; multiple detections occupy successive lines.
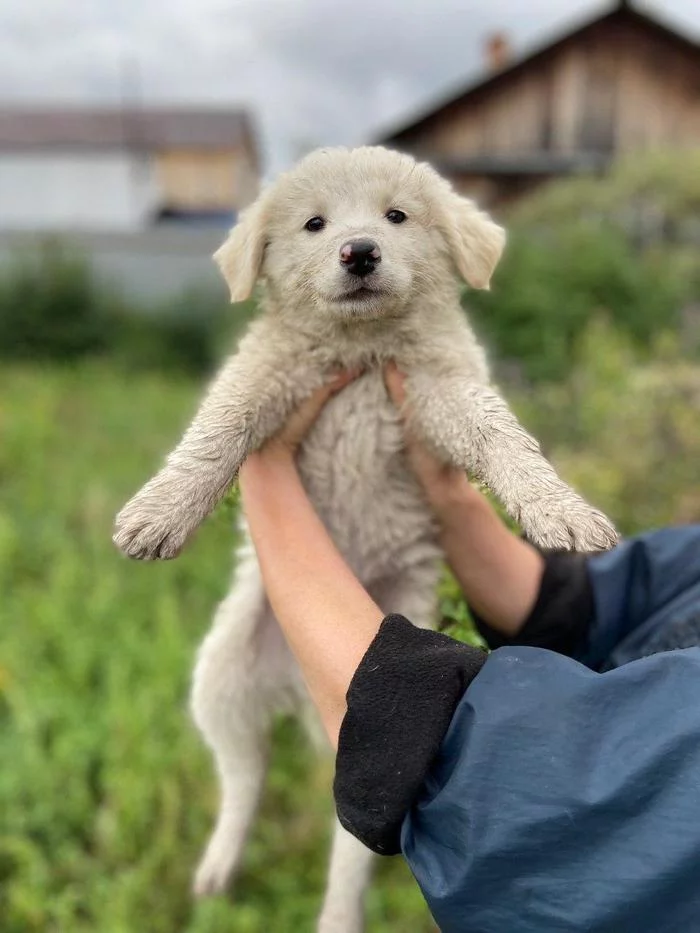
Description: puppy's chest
xmin=296 ymin=371 xmax=437 ymax=574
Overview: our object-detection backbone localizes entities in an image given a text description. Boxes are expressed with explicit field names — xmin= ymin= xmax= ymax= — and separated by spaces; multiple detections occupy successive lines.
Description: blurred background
xmin=1 ymin=0 xmax=699 ymax=930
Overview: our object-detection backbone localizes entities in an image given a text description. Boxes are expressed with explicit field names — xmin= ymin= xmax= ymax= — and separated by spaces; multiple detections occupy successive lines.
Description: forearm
xmin=433 ymin=478 xmax=545 ymax=636
xmin=239 ymin=451 xmax=383 ymax=747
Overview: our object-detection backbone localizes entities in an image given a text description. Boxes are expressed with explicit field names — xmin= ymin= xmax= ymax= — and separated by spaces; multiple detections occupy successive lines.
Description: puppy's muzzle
xmin=339 ymin=239 xmax=381 ymax=278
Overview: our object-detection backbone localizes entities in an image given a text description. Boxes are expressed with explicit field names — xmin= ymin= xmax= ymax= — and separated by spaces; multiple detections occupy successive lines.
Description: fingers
xmin=383 ymin=362 xmax=407 ymax=409
xmin=328 ymin=367 xmax=362 ymax=394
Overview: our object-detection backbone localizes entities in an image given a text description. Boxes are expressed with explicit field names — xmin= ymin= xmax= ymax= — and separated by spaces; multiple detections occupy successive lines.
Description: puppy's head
xmin=214 ymin=146 xmax=505 ymax=320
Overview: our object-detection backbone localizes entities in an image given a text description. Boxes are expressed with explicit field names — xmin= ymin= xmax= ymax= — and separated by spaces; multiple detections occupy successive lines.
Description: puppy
xmin=114 ymin=146 xmax=618 ymax=932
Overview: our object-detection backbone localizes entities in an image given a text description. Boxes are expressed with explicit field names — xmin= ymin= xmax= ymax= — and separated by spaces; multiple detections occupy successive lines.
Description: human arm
xmin=237 ymin=371 xmax=385 ymax=748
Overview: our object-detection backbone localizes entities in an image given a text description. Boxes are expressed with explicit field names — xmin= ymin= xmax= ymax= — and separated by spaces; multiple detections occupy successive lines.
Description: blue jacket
xmin=401 ymin=527 xmax=700 ymax=932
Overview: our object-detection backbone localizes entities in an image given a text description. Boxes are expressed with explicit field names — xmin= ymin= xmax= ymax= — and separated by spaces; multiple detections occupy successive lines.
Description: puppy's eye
xmin=304 ymin=216 xmax=326 ymax=232
xmin=386 ymin=209 xmax=407 ymax=225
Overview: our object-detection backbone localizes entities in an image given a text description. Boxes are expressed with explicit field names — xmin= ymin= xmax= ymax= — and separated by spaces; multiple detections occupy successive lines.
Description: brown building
xmin=377 ymin=1 xmax=700 ymax=209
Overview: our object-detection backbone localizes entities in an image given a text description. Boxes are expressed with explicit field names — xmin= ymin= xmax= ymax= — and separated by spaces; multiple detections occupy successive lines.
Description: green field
xmin=0 ymin=364 xmax=434 ymax=933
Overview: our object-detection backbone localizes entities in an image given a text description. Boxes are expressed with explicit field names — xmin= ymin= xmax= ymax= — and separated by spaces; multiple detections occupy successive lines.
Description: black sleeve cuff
xmin=334 ymin=614 xmax=487 ymax=856
xmin=474 ymin=551 xmax=594 ymax=656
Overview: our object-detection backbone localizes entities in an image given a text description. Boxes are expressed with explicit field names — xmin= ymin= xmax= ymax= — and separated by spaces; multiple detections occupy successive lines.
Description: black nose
xmin=339 ymin=238 xmax=381 ymax=277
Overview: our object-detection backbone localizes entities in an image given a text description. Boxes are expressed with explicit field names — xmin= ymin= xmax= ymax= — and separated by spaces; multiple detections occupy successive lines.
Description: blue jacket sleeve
xmin=579 ymin=525 xmax=700 ymax=669
xmin=402 ymin=645 xmax=700 ymax=933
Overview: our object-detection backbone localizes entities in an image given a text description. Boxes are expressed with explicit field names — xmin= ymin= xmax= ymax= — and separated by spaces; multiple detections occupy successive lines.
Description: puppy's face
xmin=215 ymin=146 xmax=505 ymax=321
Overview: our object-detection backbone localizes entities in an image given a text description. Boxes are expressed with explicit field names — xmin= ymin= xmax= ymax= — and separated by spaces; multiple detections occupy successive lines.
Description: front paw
xmin=521 ymin=497 xmax=619 ymax=552
xmin=113 ymin=492 xmax=195 ymax=560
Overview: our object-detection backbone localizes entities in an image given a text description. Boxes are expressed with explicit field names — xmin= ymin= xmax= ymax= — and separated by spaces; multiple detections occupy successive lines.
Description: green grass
xmin=0 ymin=364 xmax=434 ymax=933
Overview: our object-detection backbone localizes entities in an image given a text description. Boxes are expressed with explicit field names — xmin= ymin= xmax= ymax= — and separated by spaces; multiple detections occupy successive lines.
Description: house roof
xmin=376 ymin=0 xmax=700 ymax=145
xmin=0 ymin=107 xmax=255 ymax=152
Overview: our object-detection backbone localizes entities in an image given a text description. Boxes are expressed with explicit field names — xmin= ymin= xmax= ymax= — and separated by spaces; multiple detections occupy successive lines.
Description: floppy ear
xmin=444 ymin=194 xmax=506 ymax=291
xmin=213 ymin=197 xmax=267 ymax=303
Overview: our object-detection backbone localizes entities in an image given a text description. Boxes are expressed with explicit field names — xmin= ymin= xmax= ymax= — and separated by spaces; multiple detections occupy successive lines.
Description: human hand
xmin=383 ymin=362 xmax=479 ymax=517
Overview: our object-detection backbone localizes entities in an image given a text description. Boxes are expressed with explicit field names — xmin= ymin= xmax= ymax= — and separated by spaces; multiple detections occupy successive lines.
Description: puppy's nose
xmin=339 ymin=238 xmax=381 ymax=277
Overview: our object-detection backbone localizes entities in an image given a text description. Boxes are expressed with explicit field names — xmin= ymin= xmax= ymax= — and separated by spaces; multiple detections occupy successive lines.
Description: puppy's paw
xmin=317 ymin=909 xmax=364 ymax=933
xmin=192 ymin=848 xmax=236 ymax=899
xmin=521 ymin=496 xmax=618 ymax=553
xmin=113 ymin=493 xmax=194 ymax=560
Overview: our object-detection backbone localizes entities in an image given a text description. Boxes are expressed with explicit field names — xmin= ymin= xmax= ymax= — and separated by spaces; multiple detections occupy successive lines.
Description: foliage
xmin=510 ymin=150 xmax=700 ymax=236
xmin=513 ymin=318 xmax=700 ymax=534
xmin=466 ymin=150 xmax=700 ymax=384
xmin=0 ymin=240 xmax=115 ymax=361
xmin=467 ymin=222 xmax=689 ymax=384
xmin=0 ymin=239 xmax=255 ymax=377
xmin=0 ymin=364 xmax=434 ymax=933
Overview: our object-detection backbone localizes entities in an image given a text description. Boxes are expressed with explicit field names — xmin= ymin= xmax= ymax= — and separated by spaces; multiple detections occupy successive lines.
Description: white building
xmin=0 ymin=107 xmax=259 ymax=232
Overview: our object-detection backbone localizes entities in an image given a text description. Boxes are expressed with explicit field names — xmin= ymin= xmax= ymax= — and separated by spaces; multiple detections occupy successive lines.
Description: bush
xmin=466 ymin=150 xmax=700 ymax=384
xmin=467 ymin=221 xmax=689 ymax=384
xmin=110 ymin=290 xmax=255 ymax=376
xmin=512 ymin=318 xmax=700 ymax=534
xmin=0 ymin=240 xmax=117 ymax=361
xmin=0 ymin=239 xmax=254 ymax=376
xmin=510 ymin=149 xmax=700 ymax=241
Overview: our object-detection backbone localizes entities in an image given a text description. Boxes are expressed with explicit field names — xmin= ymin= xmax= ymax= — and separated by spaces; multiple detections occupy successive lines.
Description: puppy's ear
xmin=443 ymin=193 xmax=506 ymax=291
xmin=213 ymin=197 xmax=267 ymax=303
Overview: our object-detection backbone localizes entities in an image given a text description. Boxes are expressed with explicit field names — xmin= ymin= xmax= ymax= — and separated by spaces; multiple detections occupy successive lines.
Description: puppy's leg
xmin=317 ymin=563 xmax=440 ymax=933
xmin=114 ymin=328 xmax=323 ymax=561
xmin=317 ymin=819 xmax=375 ymax=933
xmin=409 ymin=377 xmax=618 ymax=551
xmin=191 ymin=546 xmax=295 ymax=897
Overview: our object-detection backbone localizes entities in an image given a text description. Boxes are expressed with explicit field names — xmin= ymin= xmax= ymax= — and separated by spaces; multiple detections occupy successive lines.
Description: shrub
xmin=0 ymin=239 xmax=117 ymax=361
xmin=466 ymin=221 xmax=689 ymax=384
xmin=466 ymin=150 xmax=700 ymax=384
xmin=0 ymin=239 xmax=254 ymax=376
xmin=513 ymin=318 xmax=700 ymax=534
xmin=110 ymin=290 xmax=255 ymax=377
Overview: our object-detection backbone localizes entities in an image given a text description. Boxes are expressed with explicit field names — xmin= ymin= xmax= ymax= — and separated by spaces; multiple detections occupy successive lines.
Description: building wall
xmin=0 ymin=151 xmax=160 ymax=231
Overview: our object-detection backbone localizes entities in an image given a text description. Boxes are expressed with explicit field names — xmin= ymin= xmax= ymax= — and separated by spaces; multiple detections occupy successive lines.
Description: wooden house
xmin=377 ymin=1 xmax=700 ymax=209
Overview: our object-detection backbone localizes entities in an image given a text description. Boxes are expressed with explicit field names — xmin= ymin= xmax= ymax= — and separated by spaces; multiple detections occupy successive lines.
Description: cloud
xmin=1 ymin=0 xmax=698 ymax=174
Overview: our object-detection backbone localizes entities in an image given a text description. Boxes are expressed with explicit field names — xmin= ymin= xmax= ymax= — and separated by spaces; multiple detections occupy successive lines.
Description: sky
xmin=1 ymin=0 xmax=698 ymax=175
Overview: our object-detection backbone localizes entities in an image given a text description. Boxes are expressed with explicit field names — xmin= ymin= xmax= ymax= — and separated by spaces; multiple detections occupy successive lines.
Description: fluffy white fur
xmin=113 ymin=146 xmax=618 ymax=932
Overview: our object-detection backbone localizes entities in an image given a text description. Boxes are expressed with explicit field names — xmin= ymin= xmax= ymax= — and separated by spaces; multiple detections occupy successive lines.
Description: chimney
xmin=485 ymin=32 xmax=511 ymax=71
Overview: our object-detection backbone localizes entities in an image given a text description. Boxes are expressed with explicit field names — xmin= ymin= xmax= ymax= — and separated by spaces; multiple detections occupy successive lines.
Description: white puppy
xmin=114 ymin=146 xmax=618 ymax=932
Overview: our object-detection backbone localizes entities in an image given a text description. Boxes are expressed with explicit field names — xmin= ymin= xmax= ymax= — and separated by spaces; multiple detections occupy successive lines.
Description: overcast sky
xmin=1 ymin=0 xmax=698 ymax=175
